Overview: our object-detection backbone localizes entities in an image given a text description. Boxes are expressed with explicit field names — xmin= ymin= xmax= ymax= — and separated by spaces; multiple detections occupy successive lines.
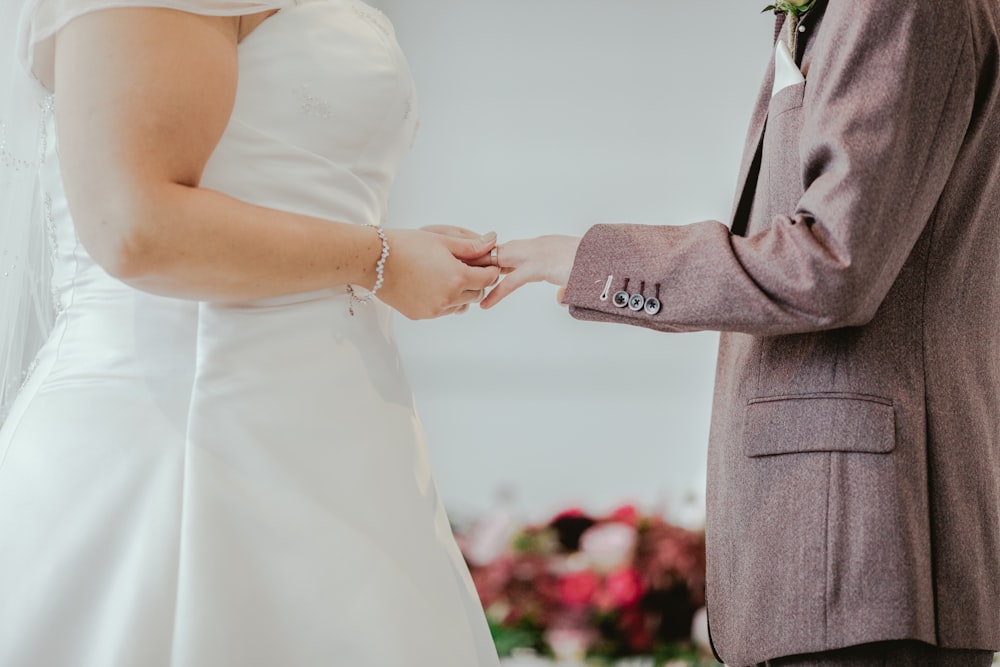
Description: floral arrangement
xmin=459 ymin=505 xmax=714 ymax=666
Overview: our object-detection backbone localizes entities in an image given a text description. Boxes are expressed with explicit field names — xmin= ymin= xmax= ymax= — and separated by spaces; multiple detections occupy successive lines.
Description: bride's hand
xmin=378 ymin=229 xmax=500 ymax=320
xmin=420 ymin=225 xmax=497 ymax=266
xmin=480 ymin=235 xmax=581 ymax=309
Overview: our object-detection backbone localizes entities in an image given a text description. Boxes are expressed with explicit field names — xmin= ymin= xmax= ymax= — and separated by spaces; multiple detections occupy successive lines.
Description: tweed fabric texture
xmin=755 ymin=640 xmax=993 ymax=667
xmin=563 ymin=0 xmax=1000 ymax=664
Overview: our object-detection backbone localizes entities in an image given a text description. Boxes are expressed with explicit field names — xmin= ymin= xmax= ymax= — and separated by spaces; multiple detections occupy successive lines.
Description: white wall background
xmin=369 ymin=0 xmax=774 ymax=524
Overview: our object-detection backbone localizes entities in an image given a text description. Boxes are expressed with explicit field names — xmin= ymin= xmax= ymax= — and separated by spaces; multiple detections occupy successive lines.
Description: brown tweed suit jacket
xmin=562 ymin=1 xmax=1000 ymax=664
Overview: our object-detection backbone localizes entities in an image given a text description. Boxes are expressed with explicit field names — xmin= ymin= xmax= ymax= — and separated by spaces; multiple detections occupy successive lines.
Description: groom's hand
xmin=480 ymin=235 xmax=580 ymax=309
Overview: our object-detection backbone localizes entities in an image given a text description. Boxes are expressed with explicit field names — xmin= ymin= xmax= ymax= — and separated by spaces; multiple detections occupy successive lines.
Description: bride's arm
xmin=52 ymin=7 xmax=497 ymax=318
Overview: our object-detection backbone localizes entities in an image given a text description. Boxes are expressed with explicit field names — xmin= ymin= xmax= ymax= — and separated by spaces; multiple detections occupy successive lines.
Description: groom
xmin=479 ymin=1 xmax=1000 ymax=665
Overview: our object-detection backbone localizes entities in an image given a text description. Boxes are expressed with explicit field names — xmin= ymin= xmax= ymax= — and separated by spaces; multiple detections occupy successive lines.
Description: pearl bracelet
xmin=346 ymin=224 xmax=389 ymax=316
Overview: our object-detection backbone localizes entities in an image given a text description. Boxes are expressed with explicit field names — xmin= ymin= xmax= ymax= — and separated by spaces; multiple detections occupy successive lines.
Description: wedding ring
xmin=490 ymin=247 xmax=499 ymax=267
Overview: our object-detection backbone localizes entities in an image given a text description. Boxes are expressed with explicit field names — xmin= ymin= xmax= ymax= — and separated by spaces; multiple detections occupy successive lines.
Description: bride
xmin=0 ymin=1 xmax=502 ymax=665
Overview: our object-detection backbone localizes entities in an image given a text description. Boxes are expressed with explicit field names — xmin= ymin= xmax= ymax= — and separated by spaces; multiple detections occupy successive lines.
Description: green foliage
xmin=586 ymin=643 xmax=718 ymax=666
xmin=489 ymin=618 xmax=722 ymax=666
xmin=470 ymin=507 xmax=709 ymax=665
xmin=762 ymin=0 xmax=818 ymax=17
xmin=511 ymin=527 xmax=559 ymax=554
xmin=488 ymin=618 xmax=547 ymax=658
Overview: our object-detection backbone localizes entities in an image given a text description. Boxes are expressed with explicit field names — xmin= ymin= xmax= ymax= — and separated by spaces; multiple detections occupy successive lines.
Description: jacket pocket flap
xmin=744 ymin=394 xmax=895 ymax=457
xmin=768 ymin=80 xmax=806 ymax=117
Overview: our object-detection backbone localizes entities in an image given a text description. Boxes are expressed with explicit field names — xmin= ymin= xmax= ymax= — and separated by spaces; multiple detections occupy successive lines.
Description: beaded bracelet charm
xmin=346 ymin=224 xmax=389 ymax=316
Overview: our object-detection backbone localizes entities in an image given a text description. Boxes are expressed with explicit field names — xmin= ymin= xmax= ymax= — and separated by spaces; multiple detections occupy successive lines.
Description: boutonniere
xmin=763 ymin=0 xmax=817 ymax=17
xmin=763 ymin=0 xmax=817 ymax=54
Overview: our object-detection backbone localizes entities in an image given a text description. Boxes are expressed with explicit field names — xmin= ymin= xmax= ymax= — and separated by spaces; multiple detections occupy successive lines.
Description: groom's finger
xmin=480 ymin=271 xmax=530 ymax=309
xmin=464 ymin=244 xmax=517 ymax=269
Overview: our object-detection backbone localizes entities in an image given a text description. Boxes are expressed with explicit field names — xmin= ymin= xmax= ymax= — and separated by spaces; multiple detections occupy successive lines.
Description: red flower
xmin=606 ymin=504 xmax=641 ymax=527
xmin=558 ymin=570 xmax=601 ymax=608
xmin=606 ymin=567 xmax=644 ymax=608
xmin=594 ymin=567 xmax=644 ymax=612
xmin=620 ymin=607 xmax=654 ymax=652
xmin=460 ymin=504 xmax=708 ymax=658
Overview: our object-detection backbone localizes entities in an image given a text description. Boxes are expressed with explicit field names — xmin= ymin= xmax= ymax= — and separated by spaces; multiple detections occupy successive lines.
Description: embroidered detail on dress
xmin=1 ymin=248 xmax=15 ymax=278
xmin=0 ymin=96 xmax=57 ymax=412
xmin=18 ymin=358 xmax=40 ymax=391
xmin=0 ymin=121 xmax=31 ymax=172
xmin=352 ymin=4 xmax=390 ymax=38
xmin=1 ymin=96 xmax=54 ymax=172
xmin=38 ymin=95 xmax=54 ymax=163
xmin=295 ymin=84 xmax=335 ymax=119
xmin=44 ymin=193 xmax=63 ymax=314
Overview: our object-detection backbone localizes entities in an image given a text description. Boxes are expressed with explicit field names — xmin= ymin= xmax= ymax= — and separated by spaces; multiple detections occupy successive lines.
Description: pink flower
xmin=463 ymin=510 xmax=516 ymax=567
xmin=580 ymin=521 xmax=638 ymax=572
xmin=558 ymin=570 xmax=601 ymax=608
xmin=460 ymin=504 xmax=709 ymax=657
xmin=545 ymin=625 xmax=594 ymax=662
xmin=605 ymin=567 xmax=644 ymax=607
xmin=594 ymin=567 xmax=644 ymax=612
xmin=607 ymin=504 xmax=641 ymax=527
xmin=469 ymin=555 xmax=514 ymax=608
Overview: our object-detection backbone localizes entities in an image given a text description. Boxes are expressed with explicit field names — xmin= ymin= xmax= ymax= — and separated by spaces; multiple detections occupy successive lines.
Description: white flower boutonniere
xmin=763 ymin=0 xmax=817 ymax=54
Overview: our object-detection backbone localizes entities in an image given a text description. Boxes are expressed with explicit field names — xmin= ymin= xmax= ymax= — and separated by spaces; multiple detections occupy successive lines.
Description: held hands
xmin=477 ymin=235 xmax=581 ymax=309
xmin=377 ymin=227 xmax=500 ymax=320
xmin=386 ymin=226 xmax=580 ymax=316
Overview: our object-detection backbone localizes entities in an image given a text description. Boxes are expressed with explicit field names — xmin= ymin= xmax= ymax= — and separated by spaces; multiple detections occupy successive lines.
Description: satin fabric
xmin=0 ymin=2 xmax=500 ymax=665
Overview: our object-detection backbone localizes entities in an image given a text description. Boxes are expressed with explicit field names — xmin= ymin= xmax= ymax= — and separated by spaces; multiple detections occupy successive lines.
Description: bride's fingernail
xmin=481 ymin=231 xmax=497 ymax=242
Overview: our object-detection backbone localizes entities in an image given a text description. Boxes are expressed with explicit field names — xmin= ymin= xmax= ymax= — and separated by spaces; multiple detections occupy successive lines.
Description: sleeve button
xmin=628 ymin=294 xmax=646 ymax=311
xmin=644 ymin=297 xmax=661 ymax=315
xmin=612 ymin=291 xmax=630 ymax=308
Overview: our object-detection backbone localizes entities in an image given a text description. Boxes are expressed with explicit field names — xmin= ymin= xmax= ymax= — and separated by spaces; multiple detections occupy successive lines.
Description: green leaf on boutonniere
xmin=762 ymin=0 xmax=817 ymax=17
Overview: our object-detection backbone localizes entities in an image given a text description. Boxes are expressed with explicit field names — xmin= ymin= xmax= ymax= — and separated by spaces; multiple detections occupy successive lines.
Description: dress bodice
xmin=40 ymin=0 xmax=418 ymax=308
xmin=0 ymin=5 xmax=501 ymax=664
xmin=201 ymin=0 xmax=418 ymax=227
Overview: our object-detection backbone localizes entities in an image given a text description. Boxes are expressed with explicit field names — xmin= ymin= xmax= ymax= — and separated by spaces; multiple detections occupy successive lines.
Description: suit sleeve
xmin=563 ymin=0 xmax=975 ymax=336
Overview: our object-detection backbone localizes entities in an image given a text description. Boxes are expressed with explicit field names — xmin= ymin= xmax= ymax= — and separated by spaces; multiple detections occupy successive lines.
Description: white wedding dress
xmin=0 ymin=2 xmax=500 ymax=665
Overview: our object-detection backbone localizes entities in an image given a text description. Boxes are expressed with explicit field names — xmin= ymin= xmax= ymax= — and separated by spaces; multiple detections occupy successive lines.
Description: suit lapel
xmin=729 ymin=4 xmax=828 ymax=234
xmin=728 ymin=16 xmax=781 ymax=234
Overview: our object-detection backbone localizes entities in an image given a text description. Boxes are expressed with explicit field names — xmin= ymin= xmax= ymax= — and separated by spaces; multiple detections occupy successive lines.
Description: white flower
xmin=579 ymin=522 xmax=637 ymax=573
xmin=464 ymin=509 xmax=516 ymax=566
